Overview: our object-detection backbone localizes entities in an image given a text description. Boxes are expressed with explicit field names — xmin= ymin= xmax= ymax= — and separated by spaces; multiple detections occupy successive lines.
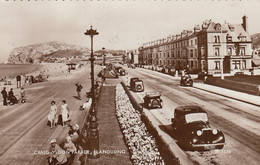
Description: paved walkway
xmin=193 ymin=82 xmax=260 ymax=107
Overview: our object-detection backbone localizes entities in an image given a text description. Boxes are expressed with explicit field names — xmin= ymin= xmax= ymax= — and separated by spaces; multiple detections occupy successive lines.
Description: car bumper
xmin=191 ymin=143 xmax=225 ymax=150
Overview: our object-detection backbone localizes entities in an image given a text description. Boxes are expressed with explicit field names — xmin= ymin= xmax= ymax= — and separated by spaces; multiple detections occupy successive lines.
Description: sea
xmin=0 ymin=64 xmax=42 ymax=80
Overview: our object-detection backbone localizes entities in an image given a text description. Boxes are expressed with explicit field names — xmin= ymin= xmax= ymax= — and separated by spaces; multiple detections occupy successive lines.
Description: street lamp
xmin=84 ymin=26 xmax=99 ymax=159
xmin=102 ymin=47 xmax=106 ymax=66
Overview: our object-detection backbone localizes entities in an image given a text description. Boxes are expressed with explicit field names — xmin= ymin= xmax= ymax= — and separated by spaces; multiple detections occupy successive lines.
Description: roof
xmin=252 ymin=59 xmax=260 ymax=67
xmin=175 ymin=106 xmax=206 ymax=114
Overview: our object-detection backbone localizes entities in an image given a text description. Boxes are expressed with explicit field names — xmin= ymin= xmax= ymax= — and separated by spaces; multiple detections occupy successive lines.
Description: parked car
xmin=143 ymin=92 xmax=163 ymax=109
xmin=171 ymin=106 xmax=225 ymax=151
xmin=197 ymin=71 xmax=213 ymax=80
xmin=115 ymin=67 xmax=126 ymax=76
xmin=180 ymin=75 xmax=193 ymax=87
xmin=130 ymin=78 xmax=144 ymax=92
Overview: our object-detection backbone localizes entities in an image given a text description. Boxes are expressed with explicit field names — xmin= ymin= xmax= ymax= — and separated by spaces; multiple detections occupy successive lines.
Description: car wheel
xmin=216 ymin=145 xmax=224 ymax=149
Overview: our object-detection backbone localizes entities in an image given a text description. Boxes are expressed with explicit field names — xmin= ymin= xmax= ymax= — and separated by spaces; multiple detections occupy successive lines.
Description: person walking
xmin=48 ymin=101 xmax=58 ymax=129
xmin=20 ymin=87 xmax=25 ymax=103
xmin=48 ymin=139 xmax=67 ymax=165
xmin=1 ymin=87 xmax=8 ymax=106
xmin=75 ymin=82 xmax=83 ymax=100
xmin=61 ymin=100 xmax=70 ymax=127
xmin=8 ymin=88 xmax=18 ymax=105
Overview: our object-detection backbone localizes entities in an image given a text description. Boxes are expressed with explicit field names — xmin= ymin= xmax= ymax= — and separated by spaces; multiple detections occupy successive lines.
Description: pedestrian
xmin=63 ymin=136 xmax=77 ymax=159
xmin=75 ymin=82 xmax=83 ymax=100
xmin=8 ymin=88 xmax=18 ymax=105
xmin=48 ymin=101 xmax=58 ymax=129
xmin=1 ymin=87 xmax=8 ymax=106
xmin=61 ymin=100 xmax=70 ymax=127
xmin=69 ymin=124 xmax=81 ymax=148
xmin=48 ymin=139 xmax=67 ymax=165
xmin=16 ymin=75 xmax=21 ymax=88
xmin=80 ymin=98 xmax=92 ymax=111
xmin=20 ymin=87 xmax=25 ymax=103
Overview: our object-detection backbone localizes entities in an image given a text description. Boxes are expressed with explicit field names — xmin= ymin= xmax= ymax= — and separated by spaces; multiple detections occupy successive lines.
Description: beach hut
xmin=66 ymin=62 xmax=77 ymax=70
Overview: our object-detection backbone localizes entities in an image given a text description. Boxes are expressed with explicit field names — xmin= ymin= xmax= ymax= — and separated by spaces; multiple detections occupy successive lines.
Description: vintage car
xmin=143 ymin=92 xmax=163 ymax=109
xmin=115 ymin=67 xmax=126 ymax=76
xmin=130 ymin=78 xmax=144 ymax=92
xmin=180 ymin=75 xmax=193 ymax=87
xmin=171 ymin=106 xmax=225 ymax=150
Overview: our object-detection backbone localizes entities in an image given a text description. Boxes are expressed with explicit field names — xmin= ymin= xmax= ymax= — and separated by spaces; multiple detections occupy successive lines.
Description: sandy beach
xmin=0 ymin=62 xmax=93 ymax=110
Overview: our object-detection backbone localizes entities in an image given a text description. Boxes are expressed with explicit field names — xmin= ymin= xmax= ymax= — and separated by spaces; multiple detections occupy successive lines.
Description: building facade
xmin=139 ymin=16 xmax=252 ymax=75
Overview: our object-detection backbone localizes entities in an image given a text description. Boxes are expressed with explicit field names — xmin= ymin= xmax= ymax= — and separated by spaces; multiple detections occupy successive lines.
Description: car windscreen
xmin=185 ymin=113 xmax=208 ymax=123
xmin=135 ymin=81 xmax=143 ymax=85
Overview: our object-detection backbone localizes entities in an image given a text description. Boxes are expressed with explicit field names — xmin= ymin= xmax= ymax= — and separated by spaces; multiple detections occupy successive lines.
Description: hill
xmin=8 ymin=41 xmax=89 ymax=64
xmin=95 ymin=49 xmax=125 ymax=56
xmin=251 ymin=33 xmax=260 ymax=49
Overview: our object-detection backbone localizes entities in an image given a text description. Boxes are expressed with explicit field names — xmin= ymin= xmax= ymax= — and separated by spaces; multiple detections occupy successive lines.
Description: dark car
xmin=115 ymin=67 xmax=126 ymax=76
xmin=171 ymin=106 xmax=225 ymax=151
xmin=180 ymin=75 xmax=193 ymax=87
xmin=197 ymin=71 xmax=213 ymax=80
xmin=143 ymin=92 xmax=163 ymax=109
xmin=130 ymin=78 xmax=144 ymax=92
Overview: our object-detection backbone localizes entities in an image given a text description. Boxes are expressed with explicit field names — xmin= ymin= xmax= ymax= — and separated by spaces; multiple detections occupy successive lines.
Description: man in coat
xmin=1 ymin=87 xmax=7 ymax=106
xmin=75 ymin=82 xmax=83 ymax=100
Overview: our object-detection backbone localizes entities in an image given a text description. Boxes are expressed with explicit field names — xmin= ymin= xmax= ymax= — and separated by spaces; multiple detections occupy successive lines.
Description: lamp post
xmin=84 ymin=26 xmax=99 ymax=159
xmin=102 ymin=47 xmax=106 ymax=66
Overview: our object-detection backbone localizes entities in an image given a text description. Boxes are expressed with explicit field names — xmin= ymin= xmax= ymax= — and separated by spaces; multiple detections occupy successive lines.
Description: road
xmin=0 ymin=64 xmax=101 ymax=165
xmin=122 ymin=66 xmax=260 ymax=165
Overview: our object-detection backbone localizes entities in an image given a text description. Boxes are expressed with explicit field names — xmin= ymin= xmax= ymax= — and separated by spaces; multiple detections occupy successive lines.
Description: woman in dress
xmin=61 ymin=100 xmax=70 ymax=127
xmin=48 ymin=101 xmax=57 ymax=128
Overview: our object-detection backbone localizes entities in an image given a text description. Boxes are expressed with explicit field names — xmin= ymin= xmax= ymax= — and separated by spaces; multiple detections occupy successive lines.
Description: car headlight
xmin=197 ymin=130 xmax=202 ymax=136
xmin=212 ymin=129 xmax=218 ymax=135
xmin=192 ymin=138 xmax=198 ymax=143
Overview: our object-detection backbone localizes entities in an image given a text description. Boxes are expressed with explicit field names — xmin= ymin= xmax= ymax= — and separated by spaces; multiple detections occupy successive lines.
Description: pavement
xmin=193 ymin=82 xmax=260 ymax=107
xmin=75 ymin=78 xmax=132 ymax=165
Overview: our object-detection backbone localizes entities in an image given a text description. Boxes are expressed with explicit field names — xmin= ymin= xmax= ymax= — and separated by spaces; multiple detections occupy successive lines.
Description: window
xmin=242 ymin=60 xmax=246 ymax=69
xmin=191 ymin=61 xmax=194 ymax=68
xmin=178 ymin=50 xmax=180 ymax=57
xmin=168 ymin=52 xmax=170 ymax=58
xmin=195 ymin=39 xmax=197 ymax=44
xmin=233 ymin=60 xmax=241 ymax=70
xmin=215 ymin=61 xmax=220 ymax=70
xmin=240 ymin=47 xmax=245 ymax=55
xmin=214 ymin=47 xmax=220 ymax=56
xmin=228 ymin=47 xmax=232 ymax=55
xmin=190 ymin=49 xmax=194 ymax=58
xmin=195 ymin=49 xmax=197 ymax=57
xmin=201 ymin=47 xmax=205 ymax=56
xmin=214 ymin=36 xmax=220 ymax=43
xmin=191 ymin=40 xmax=193 ymax=46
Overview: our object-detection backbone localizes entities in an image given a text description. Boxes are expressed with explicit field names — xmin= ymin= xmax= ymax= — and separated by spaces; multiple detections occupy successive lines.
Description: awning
xmin=252 ymin=59 xmax=260 ymax=67
xmin=98 ymin=68 xmax=118 ymax=78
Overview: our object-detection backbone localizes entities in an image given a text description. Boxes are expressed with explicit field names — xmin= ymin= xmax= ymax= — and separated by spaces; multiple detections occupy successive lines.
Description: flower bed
xmin=115 ymin=84 xmax=165 ymax=165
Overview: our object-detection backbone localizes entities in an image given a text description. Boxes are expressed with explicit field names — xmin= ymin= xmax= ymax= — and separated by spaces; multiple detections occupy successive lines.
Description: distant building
xmin=139 ymin=16 xmax=252 ymax=75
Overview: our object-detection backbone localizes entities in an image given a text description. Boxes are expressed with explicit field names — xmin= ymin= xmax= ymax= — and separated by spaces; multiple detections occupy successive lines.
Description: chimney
xmin=172 ymin=35 xmax=176 ymax=40
xmin=181 ymin=30 xmax=187 ymax=38
xmin=242 ymin=15 xmax=248 ymax=32
xmin=187 ymin=30 xmax=193 ymax=36
xmin=176 ymin=34 xmax=181 ymax=40
xmin=194 ymin=25 xmax=201 ymax=33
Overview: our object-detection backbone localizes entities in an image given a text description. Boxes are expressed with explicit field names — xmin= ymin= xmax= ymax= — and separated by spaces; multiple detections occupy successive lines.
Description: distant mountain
xmin=251 ymin=33 xmax=260 ymax=49
xmin=8 ymin=41 xmax=90 ymax=64
xmin=95 ymin=49 xmax=125 ymax=56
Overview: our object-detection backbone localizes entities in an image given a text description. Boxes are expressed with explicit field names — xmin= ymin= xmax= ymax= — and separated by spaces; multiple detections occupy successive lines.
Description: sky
xmin=0 ymin=0 xmax=260 ymax=62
